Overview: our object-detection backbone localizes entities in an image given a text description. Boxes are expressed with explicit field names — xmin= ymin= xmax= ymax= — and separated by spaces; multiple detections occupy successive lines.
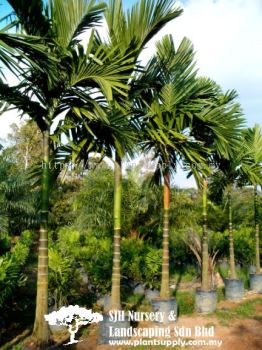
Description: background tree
xmin=6 ymin=121 xmax=42 ymax=170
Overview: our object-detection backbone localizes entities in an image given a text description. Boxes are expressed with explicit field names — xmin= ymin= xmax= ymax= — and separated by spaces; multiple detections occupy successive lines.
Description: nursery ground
xmin=62 ymin=292 xmax=262 ymax=350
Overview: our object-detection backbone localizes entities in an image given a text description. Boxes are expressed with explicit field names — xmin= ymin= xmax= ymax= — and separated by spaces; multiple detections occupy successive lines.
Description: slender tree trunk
xmin=228 ymin=191 xmax=236 ymax=279
xmin=33 ymin=128 xmax=50 ymax=345
xmin=201 ymin=178 xmax=209 ymax=291
xmin=160 ymin=172 xmax=170 ymax=299
xmin=254 ymin=185 xmax=261 ymax=273
xmin=109 ymin=152 xmax=122 ymax=310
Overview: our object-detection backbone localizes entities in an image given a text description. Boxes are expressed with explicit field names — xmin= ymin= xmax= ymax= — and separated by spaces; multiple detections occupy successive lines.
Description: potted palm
xmin=189 ymin=90 xmax=245 ymax=312
xmin=194 ymin=177 xmax=218 ymax=313
xmin=96 ymin=0 xmax=182 ymax=344
xmin=140 ymin=36 xmax=221 ymax=323
xmin=208 ymin=152 xmax=254 ymax=301
xmin=242 ymin=125 xmax=262 ymax=292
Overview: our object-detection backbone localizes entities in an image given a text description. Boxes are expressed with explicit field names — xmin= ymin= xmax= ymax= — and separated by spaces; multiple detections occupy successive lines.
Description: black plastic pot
xmin=250 ymin=273 xmax=262 ymax=293
xmin=195 ymin=288 xmax=217 ymax=313
xmin=99 ymin=313 xmax=130 ymax=344
xmin=151 ymin=298 xmax=177 ymax=324
xmin=225 ymin=278 xmax=244 ymax=300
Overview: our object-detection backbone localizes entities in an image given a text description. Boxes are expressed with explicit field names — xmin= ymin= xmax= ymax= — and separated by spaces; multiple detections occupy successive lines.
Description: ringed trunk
xmin=160 ymin=172 xmax=170 ymax=299
xmin=201 ymin=179 xmax=209 ymax=291
xmin=228 ymin=191 xmax=236 ymax=279
xmin=109 ymin=152 xmax=122 ymax=310
xmin=254 ymin=185 xmax=261 ymax=273
xmin=33 ymin=128 xmax=50 ymax=345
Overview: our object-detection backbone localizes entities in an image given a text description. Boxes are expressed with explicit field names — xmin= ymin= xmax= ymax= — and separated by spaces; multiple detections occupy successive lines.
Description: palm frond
xmin=50 ymin=0 xmax=106 ymax=48
xmin=106 ymin=0 xmax=183 ymax=52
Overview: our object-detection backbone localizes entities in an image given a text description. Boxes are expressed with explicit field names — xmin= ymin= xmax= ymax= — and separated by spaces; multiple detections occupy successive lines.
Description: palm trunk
xmin=109 ymin=152 xmax=122 ymax=310
xmin=201 ymin=178 xmax=209 ymax=291
xmin=33 ymin=128 xmax=50 ymax=345
xmin=228 ymin=191 xmax=236 ymax=279
xmin=160 ymin=172 xmax=170 ymax=299
xmin=254 ymin=185 xmax=261 ymax=273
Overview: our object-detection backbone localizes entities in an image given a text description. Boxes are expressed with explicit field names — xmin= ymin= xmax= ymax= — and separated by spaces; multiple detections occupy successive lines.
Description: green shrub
xmin=80 ymin=235 xmax=113 ymax=294
xmin=144 ymin=247 xmax=162 ymax=288
xmin=0 ymin=231 xmax=33 ymax=308
xmin=48 ymin=247 xmax=78 ymax=309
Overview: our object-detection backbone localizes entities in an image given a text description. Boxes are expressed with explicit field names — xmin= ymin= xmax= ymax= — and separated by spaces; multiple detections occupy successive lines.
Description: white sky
xmin=1 ymin=0 xmax=261 ymax=187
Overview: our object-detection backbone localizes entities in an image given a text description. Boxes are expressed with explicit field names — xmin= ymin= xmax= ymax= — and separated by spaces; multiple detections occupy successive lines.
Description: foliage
xmin=49 ymin=180 xmax=80 ymax=229
xmin=0 ymin=230 xmax=34 ymax=308
xmin=121 ymin=238 xmax=162 ymax=288
xmin=6 ymin=121 xmax=42 ymax=170
xmin=0 ymin=153 xmax=38 ymax=235
xmin=144 ymin=247 xmax=162 ymax=288
xmin=79 ymin=235 xmax=113 ymax=294
xmin=73 ymin=162 xmax=163 ymax=239
xmin=48 ymin=247 xmax=77 ymax=309
xmin=212 ymin=227 xmax=256 ymax=266
xmin=73 ymin=162 xmax=114 ymax=236
xmin=48 ymin=164 xmax=261 ymax=300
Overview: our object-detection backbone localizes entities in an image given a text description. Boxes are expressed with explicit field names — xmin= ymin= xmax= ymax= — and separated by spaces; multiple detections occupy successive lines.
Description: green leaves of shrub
xmin=48 ymin=247 xmax=74 ymax=309
xmin=144 ymin=247 xmax=162 ymax=288
xmin=0 ymin=230 xmax=34 ymax=308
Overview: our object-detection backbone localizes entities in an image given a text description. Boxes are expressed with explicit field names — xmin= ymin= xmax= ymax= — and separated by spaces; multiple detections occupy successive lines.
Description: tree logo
xmin=44 ymin=305 xmax=103 ymax=345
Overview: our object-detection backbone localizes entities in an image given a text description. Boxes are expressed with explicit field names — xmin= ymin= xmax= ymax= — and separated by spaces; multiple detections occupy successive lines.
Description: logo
xmin=44 ymin=305 xmax=103 ymax=345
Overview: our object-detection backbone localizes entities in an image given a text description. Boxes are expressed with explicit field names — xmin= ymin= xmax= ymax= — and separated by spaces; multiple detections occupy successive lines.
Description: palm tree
xmin=210 ymin=174 xmax=238 ymax=279
xmin=241 ymin=125 xmax=262 ymax=284
xmin=141 ymin=35 xmax=245 ymax=314
xmin=62 ymin=0 xmax=183 ymax=314
xmin=1 ymin=0 xmax=138 ymax=346
xmin=208 ymin=135 xmax=261 ymax=300
xmin=187 ymin=88 xmax=245 ymax=297
xmin=140 ymin=36 xmax=218 ymax=305
xmin=104 ymin=0 xmax=182 ymax=312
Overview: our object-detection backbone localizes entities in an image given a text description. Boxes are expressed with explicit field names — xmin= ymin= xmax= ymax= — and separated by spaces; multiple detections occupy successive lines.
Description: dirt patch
xmin=69 ymin=315 xmax=262 ymax=350
xmin=73 ymin=294 xmax=262 ymax=350
xmin=255 ymin=303 xmax=262 ymax=314
xmin=19 ymin=294 xmax=262 ymax=350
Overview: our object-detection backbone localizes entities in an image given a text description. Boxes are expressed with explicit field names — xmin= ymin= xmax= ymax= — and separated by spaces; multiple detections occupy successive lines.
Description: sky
xmin=0 ymin=0 xmax=262 ymax=187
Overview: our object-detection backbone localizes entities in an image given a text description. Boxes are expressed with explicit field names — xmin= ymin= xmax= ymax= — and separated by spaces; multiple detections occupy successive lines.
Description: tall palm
xmin=210 ymin=173 xmax=238 ymax=279
xmin=1 ymin=0 xmax=137 ymax=345
xmin=63 ymin=0 xmax=183 ymax=312
xmin=185 ymin=86 xmax=245 ymax=291
xmin=142 ymin=35 xmax=245 ymax=296
xmin=140 ymin=36 xmax=219 ymax=300
xmin=241 ymin=125 xmax=262 ymax=274
xmin=209 ymin=142 xmax=262 ymax=281
xmin=105 ymin=0 xmax=182 ymax=311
